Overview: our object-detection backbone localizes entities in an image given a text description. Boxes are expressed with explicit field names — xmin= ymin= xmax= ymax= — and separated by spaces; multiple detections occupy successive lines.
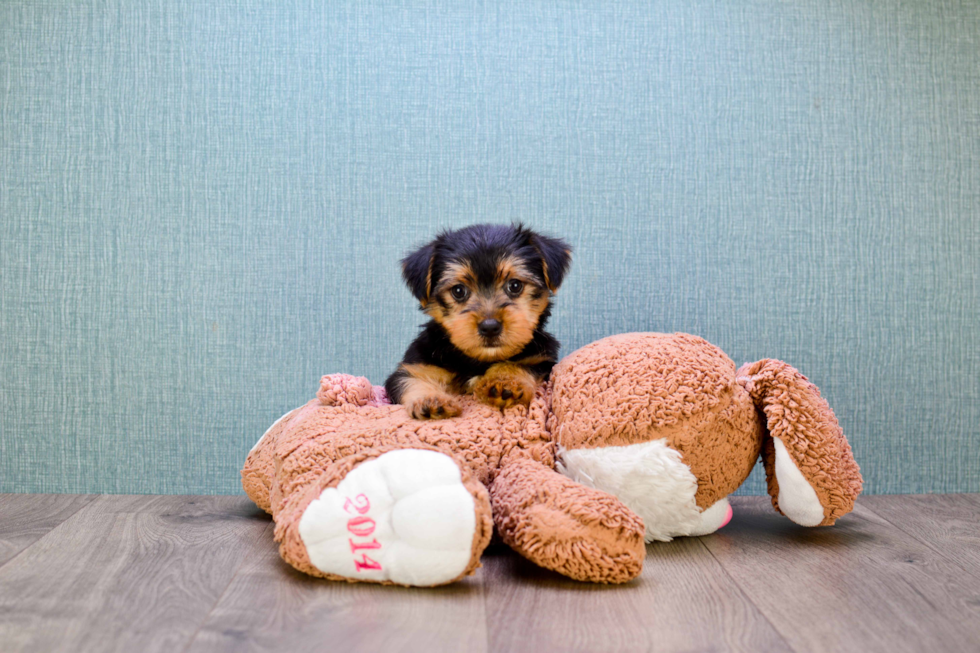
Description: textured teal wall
xmin=1 ymin=1 xmax=978 ymax=495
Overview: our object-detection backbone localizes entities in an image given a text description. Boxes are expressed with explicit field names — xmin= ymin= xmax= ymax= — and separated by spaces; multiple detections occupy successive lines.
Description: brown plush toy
xmin=242 ymin=332 xmax=862 ymax=587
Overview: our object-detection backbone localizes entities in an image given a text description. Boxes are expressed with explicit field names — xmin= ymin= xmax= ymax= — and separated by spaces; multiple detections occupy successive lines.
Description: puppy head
xmin=401 ymin=223 xmax=572 ymax=361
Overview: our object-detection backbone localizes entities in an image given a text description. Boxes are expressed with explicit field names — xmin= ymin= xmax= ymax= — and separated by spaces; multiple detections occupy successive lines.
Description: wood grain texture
xmin=185 ymin=525 xmax=488 ymax=653
xmin=482 ymin=538 xmax=788 ymax=653
xmin=860 ymin=494 xmax=980 ymax=581
xmin=703 ymin=496 xmax=980 ymax=653
xmin=0 ymin=494 xmax=96 ymax=568
xmin=0 ymin=495 xmax=270 ymax=653
xmin=4 ymin=494 xmax=980 ymax=653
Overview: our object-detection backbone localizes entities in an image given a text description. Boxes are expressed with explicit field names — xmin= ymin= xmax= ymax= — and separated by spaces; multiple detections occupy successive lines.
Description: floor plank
xmin=185 ymin=523 xmax=488 ymax=653
xmin=0 ymin=495 xmax=270 ymax=653
xmin=4 ymin=493 xmax=979 ymax=653
xmin=482 ymin=537 xmax=789 ymax=653
xmin=702 ymin=496 xmax=980 ymax=653
xmin=860 ymin=494 xmax=980 ymax=580
xmin=0 ymin=494 xmax=96 ymax=568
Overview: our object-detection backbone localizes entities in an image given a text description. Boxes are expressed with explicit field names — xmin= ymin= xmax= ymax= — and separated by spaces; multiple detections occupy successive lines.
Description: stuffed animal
xmin=242 ymin=332 xmax=861 ymax=587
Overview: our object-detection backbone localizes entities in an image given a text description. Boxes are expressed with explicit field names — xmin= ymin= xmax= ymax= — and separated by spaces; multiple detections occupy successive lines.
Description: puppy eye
xmin=450 ymin=284 xmax=469 ymax=301
xmin=506 ymin=279 xmax=524 ymax=296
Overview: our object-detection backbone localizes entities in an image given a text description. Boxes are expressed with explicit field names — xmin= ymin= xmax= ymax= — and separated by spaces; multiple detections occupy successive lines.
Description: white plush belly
xmin=556 ymin=439 xmax=704 ymax=542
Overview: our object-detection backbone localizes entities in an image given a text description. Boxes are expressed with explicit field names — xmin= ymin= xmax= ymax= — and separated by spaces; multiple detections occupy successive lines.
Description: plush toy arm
xmin=489 ymin=457 xmax=646 ymax=583
xmin=317 ymin=374 xmax=389 ymax=407
xmin=737 ymin=359 xmax=863 ymax=526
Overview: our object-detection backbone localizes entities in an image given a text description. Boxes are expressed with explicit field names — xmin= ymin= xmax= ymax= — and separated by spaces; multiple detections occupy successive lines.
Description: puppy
xmin=385 ymin=223 xmax=572 ymax=420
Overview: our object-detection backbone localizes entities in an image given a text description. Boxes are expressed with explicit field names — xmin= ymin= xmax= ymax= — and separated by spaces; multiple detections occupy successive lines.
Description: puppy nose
xmin=478 ymin=318 xmax=502 ymax=338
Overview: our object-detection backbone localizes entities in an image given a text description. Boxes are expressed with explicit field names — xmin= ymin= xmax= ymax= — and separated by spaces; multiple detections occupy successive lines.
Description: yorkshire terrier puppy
xmin=385 ymin=223 xmax=572 ymax=420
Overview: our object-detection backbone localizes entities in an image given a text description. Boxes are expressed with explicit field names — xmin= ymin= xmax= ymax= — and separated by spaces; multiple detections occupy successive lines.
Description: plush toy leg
xmin=687 ymin=497 xmax=733 ymax=536
xmin=737 ymin=360 xmax=863 ymax=526
xmin=557 ymin=439 xmax=736 ymax=542
xmin=241 ymin=400 xmax=318 ymax=514
xmin=275 ymin=448 xmax=493 ymax=587
xmin=243 ymin=374 xmax=390 ymax=514
xmin=489 ymin=457 xmax=646 ymax=583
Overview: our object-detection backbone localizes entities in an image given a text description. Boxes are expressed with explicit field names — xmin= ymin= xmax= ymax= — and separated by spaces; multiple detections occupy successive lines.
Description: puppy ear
xmin=400 ymin=242 xmax=436 ymax=304
xmin=532 ymin=234 xmax=572 ymax=292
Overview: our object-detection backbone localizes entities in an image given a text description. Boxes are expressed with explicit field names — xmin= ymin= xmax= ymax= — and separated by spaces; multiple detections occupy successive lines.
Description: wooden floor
xmin=0 ymin=494 xmax=977 ymax=653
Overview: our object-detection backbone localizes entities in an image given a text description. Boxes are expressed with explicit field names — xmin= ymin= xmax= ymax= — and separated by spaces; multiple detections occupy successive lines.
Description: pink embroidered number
xmin=349 ymin=538 xmax=382 ymax=553
xmin=343 ymin=494 xmax=371 ymax=515
xmin=346 ymin=516 xmax=376 ymax=538
xmin=353 ymin=553 xmax=383 ymax=572
xmin=343 ymin=494 xmax=382 ymax=572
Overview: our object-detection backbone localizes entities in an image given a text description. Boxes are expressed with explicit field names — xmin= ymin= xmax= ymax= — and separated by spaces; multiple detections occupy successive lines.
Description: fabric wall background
xmin=1 ymin=1 xmax=977 ymax=495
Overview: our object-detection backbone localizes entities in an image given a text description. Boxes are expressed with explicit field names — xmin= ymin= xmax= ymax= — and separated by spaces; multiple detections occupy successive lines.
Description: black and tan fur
xmin=385 ymin=224 xmax=572 ymax=419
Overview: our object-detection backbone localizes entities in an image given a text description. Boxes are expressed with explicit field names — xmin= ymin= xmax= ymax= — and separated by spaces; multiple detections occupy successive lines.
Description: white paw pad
xmin=298 ymin=449 xmax=476 ymax=586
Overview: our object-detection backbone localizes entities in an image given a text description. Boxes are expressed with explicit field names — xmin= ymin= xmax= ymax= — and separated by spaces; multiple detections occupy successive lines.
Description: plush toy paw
xmin=408 ymin=393 xmax=461 ymax=420
xmin=297 ymin=449 xmax=485 ymax=586
xmin=470 ymin=363 xmax=535 ymax=410
xmin=688 ymin=498 xmax=733 ymax=536
xmin=317 ymin=374 xmax=376 ymax=406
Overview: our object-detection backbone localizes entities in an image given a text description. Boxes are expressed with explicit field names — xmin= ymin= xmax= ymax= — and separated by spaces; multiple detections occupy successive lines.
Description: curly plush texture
xmin=551 ymin=333 xmax=734 ymax=448
xmin=737 ymin=359 xmax=863 ymax=525
xmin=242 ymin=332 xmax=862 ymax=586
xmin=490 ymin=458 xmax=646 ymax=583
xmin=551 ymin=333 xmax=763 ymax=509
xmin=316 ymin=373 xmax=389 ymax=407
xmin=245 ymin=377 xmax=646 ymax=584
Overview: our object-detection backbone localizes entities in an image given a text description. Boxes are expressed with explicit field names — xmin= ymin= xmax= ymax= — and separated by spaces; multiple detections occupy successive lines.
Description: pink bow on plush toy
xmin=243 ymin=332 xmax=862 ymax=587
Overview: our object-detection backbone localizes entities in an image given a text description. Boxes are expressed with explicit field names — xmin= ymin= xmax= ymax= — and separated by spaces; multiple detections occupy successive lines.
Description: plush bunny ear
xmin=400 ymin=242 xmax=436 ymax=304
xmin=532 ymin=234 xmax=572 ymax=292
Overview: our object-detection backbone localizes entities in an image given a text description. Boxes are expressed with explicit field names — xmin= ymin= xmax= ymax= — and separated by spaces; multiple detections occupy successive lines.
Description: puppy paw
xmin=408 ymin=394 xmax=461 ymax=420
xmin=470 ymin=364 xmax=536 ymax=410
